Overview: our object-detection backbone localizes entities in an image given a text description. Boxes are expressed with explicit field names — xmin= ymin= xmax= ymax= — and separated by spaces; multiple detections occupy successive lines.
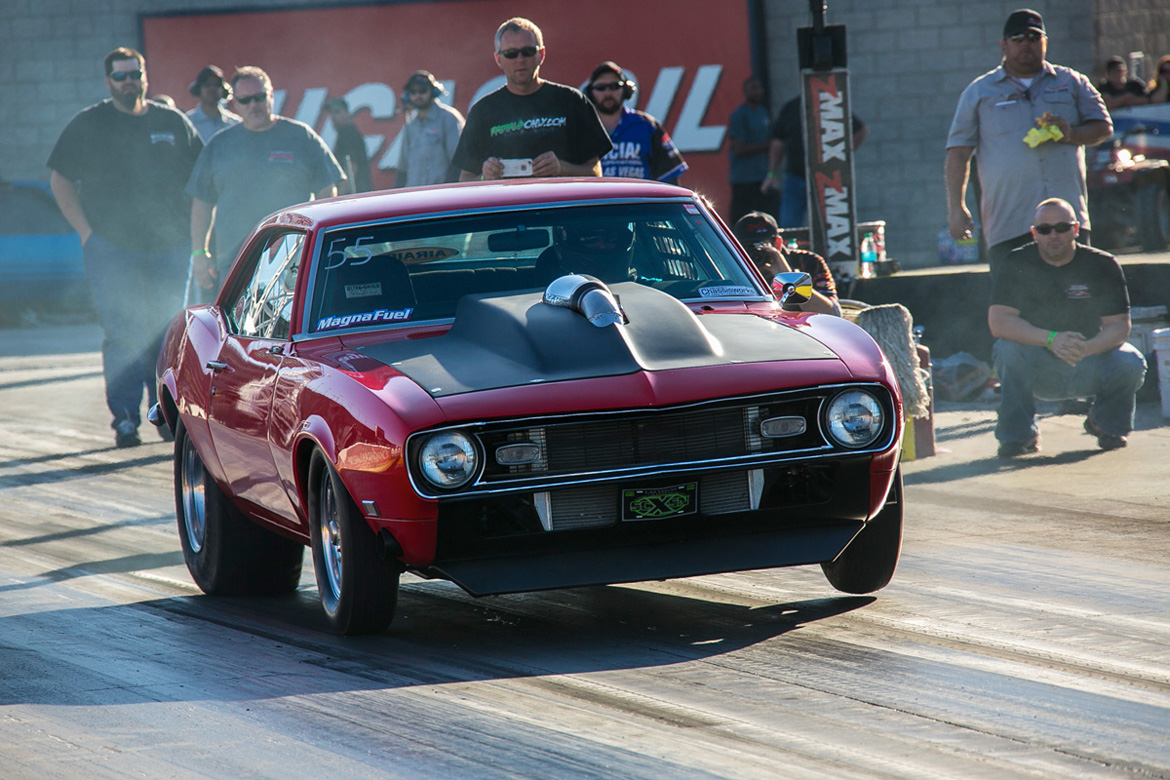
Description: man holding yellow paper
xmin=945 ymin=9 xmax=1111 ymax=278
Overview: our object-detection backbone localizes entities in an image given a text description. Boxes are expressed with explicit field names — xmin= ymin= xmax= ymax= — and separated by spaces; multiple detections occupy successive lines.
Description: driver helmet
xmin=554 ymin=221 xmax=635 ymax=282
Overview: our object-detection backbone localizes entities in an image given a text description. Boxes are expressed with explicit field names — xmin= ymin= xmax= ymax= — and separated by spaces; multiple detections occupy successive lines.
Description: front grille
xmin=476 ymin=393 xmax=827 ymax=485
xmin=408 ymin=385 xmax=895 ymax=500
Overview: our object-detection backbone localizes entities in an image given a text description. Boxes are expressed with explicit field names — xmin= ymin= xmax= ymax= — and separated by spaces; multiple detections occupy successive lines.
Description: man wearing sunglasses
xmin=988 ymin=198 xmax=1146 ymax=457
xmin=585 ymin=61 xmax=687 ymax=184
xmin=186 ymin=66 xmax=344 ymax=297
xmin=395 ymin=70 xmax=465 ymax=188
xmin=452 ymin=17 xmax=611 ymax=182
xmin=47 ymin=47 xmax=203 ymax=448
xmin=946 ymin=9 xmax=1111 ymax=280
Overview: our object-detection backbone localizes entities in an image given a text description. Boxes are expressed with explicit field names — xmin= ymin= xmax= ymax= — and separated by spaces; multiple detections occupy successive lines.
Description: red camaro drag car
xmin=152 ymin=179 xmax=904 ymax=634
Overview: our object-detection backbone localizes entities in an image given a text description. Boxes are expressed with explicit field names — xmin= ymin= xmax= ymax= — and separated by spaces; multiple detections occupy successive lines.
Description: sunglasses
xmin=235 ymin=92 xmax=269 ymax=105
xmin=592 ymin=83 xmax=625 ymax=92
xmin=1008 ymin=32 xmax=1044 ymax=43
xmin=498 ymin=46 xmax=540 ymax=59
xmin=1033 ymin=222 xmax=1075 ymax=235
xmin=109 ymin=70 xmax=143 ymax=82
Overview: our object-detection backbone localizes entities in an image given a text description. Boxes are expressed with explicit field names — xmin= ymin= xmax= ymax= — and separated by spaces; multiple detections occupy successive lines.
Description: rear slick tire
xmin=821 ymin=468 xmax=903 ymax=594
xmin=1136 ymin=183 xmax=1170 ymax=252
xmin=308 ymin=451 xmax=400 ymax=635
xmin=174 ymin=418 xmax=304 ymax=596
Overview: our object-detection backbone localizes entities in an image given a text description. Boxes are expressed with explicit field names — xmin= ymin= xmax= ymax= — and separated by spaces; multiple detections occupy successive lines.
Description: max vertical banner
xmin=802 ymin=69 xmax=859 ymax=281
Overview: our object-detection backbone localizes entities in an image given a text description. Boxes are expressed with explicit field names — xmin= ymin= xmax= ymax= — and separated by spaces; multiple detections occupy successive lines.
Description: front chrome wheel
xmin=318 ymin=471 xmax=344 ymax=606
xmin=308 ymin=451 xmax=400 ymax=635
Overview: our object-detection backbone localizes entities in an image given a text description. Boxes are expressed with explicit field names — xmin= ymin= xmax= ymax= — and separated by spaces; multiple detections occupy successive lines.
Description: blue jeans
xmin=993 ymin=338 xmax=1147 ymax=443
xmin=83 ymin=233 xmax=188 ymax=428
xmin=779 ymin=173 xmax=807 ymax=229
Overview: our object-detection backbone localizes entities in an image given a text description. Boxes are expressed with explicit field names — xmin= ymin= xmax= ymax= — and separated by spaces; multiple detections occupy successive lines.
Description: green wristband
xmin=1046 ymin=331 xmax=1057 ymax=350
xmin=191 ymin=249 xmax=210 ymax=258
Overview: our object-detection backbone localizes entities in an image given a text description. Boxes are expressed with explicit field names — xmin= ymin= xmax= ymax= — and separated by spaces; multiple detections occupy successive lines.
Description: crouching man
xmin=989 ymin=197 xmax=1146 ymax=457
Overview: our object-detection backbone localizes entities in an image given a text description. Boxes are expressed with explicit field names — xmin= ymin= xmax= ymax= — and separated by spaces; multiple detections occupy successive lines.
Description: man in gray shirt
xmin=187 ymin=66 xmax=344 ymax=293
xmin=395 ymin=70 xmax=465 ymax=187
xmin=185 ymin=65 xmax=240 ymax=142
xmin=945 ymin=8 xmax=1111 ymax=277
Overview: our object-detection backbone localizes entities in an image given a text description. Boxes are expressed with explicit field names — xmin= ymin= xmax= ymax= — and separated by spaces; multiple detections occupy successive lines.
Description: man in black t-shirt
xmin=762 ymin=95 xmax=867 ymax=229
xmin=325 ymin=97 xmax=372 ymax=193
xmin=48 ymin=47 xmax=202 ymax=448
xmin=1097 ymin=56 xmax=1149 ymax=111
xmin=989 ymin=198 xmax=1146 ymax=456
xmin=453 ymin=17 xmax=611 ymax=181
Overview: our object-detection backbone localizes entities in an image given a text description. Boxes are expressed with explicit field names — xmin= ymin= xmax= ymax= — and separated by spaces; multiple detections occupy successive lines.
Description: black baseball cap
xmin=733 ymin=211 xmax=779 ymax=245
xmin=1003 ymin=9 xmax=1044 ymax=38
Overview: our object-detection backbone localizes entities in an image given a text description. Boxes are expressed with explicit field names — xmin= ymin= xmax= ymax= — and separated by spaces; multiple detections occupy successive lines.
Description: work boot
xmin=997 ymin=436 xmax=1040 ymax=458
xmin=114 ymin=419 xmax=141 ymax=448
xmin=1084 ymin=417 xmax=1127 ymax=451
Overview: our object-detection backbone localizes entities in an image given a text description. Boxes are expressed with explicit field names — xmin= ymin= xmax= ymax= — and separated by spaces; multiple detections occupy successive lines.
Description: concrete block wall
xmin=0 ymin=0 xmax=321 ymax=185
xmin=760 ymin=0 xmax=1095 ymax=269
xmin=1094 ymin=0 xmax=1170 ymax=84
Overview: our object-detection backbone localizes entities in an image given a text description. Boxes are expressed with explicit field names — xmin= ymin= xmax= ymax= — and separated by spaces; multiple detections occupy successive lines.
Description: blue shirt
xmin=601 ymin=106 xmax=687 ymax=182
xmin=728 ymin=102 xmax=771 ymax=184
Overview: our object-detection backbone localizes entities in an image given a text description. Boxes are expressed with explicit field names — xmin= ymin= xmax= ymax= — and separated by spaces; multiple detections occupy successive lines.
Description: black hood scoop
xmin=356 ymin=281 xmax=835 ymax=397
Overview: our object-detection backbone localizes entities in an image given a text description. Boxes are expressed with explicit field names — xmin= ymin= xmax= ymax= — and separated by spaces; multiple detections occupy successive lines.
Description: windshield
xmin=304 ymin=201 xmax=764 ymax=335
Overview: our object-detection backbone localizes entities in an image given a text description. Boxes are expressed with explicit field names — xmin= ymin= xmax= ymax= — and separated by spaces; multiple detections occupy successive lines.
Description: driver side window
xmin=226 ymin=231 xmax=306 ymax=339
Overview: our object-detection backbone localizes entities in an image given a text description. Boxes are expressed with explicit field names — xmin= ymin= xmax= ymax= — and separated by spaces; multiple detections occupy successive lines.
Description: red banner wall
xmin=141 ymin=0 xmax=752 ymax=218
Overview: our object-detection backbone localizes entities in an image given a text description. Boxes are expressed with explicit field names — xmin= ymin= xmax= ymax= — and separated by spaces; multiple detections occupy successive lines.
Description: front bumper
xmin=419 ymin=456 xmax=878 ymax=595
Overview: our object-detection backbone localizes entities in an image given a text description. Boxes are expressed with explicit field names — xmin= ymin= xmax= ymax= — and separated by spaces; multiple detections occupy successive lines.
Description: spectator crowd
xmin=44 ymin=10 xmax=1165 ymax=456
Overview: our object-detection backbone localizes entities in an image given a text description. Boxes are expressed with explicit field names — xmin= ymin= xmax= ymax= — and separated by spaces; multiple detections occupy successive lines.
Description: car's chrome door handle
xmin=205 ymin=360 xmax=229 ymax=373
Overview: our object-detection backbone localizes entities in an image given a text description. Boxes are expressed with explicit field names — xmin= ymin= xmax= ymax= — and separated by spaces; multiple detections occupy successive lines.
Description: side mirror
xmin=772 ymin=271 xmax=812 ymax=307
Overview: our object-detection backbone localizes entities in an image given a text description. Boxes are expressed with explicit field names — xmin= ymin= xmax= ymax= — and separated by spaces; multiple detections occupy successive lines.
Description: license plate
xmin=621 ymin=482 xmax=698 ymax=521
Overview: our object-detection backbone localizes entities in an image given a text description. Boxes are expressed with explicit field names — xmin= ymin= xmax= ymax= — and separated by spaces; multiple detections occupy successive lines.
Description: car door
xmin=207 ymin=231 xmax=306 ymax=526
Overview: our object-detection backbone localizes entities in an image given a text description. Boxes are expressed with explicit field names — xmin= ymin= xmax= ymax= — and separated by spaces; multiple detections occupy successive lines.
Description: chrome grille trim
xmin=407 ymin=383 xmax=896 ymax=500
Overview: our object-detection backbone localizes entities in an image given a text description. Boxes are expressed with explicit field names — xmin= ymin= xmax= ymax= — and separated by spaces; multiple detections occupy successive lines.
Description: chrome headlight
xmin=418 ymin=431 xmax=479 ymax=489
xmin=825 ymin=390 xmax=885 ymax=449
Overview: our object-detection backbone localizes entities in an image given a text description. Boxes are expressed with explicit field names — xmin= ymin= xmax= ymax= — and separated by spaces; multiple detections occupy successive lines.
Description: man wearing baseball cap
xmin=186 ymin=65 xmax=239 ymax=142
xmin=945 ymin=9 xmax=1111 ymax=279
xmin=733 ymin=211 xmax=840 ymax=315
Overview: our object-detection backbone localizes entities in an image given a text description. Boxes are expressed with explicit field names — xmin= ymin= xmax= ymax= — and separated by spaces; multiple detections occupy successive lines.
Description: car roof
xmin=257 ymin=178 xmax=701 ymax=234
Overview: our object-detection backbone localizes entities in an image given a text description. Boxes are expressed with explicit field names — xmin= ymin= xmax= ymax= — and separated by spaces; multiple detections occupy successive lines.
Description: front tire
xmin=174 ymin=418 xmax=304 ymax=596
xmin=821 ymin=468 xmax=903 ymax=594
xmin=308 ymin=451 xmax=400 ymax=635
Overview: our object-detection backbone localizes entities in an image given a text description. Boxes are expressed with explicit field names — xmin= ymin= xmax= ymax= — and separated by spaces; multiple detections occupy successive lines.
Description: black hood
xmin=356 ymin=282 xmax=836 ymax=397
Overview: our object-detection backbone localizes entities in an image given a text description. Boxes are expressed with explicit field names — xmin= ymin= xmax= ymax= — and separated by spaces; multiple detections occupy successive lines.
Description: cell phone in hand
xmin=500 ymin=158 xmax=533 ymax=177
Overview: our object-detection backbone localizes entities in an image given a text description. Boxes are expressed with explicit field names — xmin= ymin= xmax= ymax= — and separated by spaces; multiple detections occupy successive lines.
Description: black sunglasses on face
xmin=109 ymin=70 xmax=143 ymax=82
xmin=498 ymin=46 xmax=540 ymax=59
xmin=1033 ymin=222 xmax=1075 ymax=235
xmin=235 ymin=92 xmax=269 ymax=105
xmin=592 ymin=83 xmax=624 ymax=92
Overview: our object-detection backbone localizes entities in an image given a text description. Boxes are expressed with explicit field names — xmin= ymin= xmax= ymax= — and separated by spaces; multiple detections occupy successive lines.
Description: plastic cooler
xmin=1152 ymin=327 xmax=1170 ymax=417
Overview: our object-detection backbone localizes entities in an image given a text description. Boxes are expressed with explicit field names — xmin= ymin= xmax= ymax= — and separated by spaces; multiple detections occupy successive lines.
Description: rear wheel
xmin=1136 ymin=183 xmax=1170 ymax=252
xmin=174 ymin=418 xmax=304 ymax=595
xmin=821 ymin=468 xmax=903 ymax=594
xmin=308 ymin=451 xmax=400 ymax=635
